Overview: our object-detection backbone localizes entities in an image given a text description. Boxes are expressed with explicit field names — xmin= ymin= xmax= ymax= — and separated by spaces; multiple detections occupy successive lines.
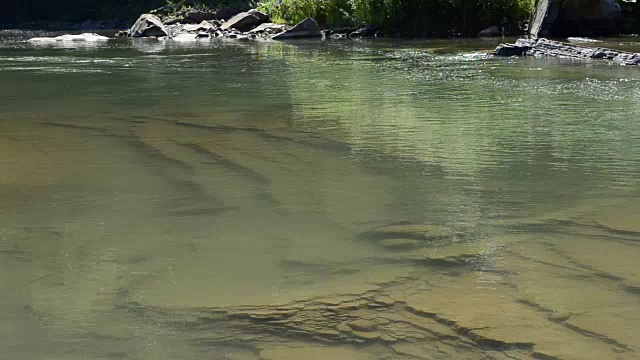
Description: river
xmin=1 ymin=30 xmax=640 ymax=359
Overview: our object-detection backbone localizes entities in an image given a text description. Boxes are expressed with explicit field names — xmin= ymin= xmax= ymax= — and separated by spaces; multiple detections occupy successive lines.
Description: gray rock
xmin=530 ymin=0 xmax=621 ymax=38
xmin=183 ymin=20 xmax=216 ymax=33
xmin=220 ymin=12 xmax=263 ymax=32
xmin=349 ymin=25 xmax=377 ymax=38
xmin=129 ymin=14 xmax=168 ymax=37
xmin=478 ymin=25 xmax=501 ymax=37
xmin=248 ymin=9 xmax=269 ymax=22
xmin=249 ymin=23 xmax=286 ymax=34
xmin=494 ymin=38 xmax=640 ymax=65
xmin=567 ymin=37 xmax=602 ymax=43
xmin=272 ymin=18 xmax=321 ymax=40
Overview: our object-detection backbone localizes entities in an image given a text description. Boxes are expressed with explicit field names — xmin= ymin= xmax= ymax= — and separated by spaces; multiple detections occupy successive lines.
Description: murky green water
xmin=1 ymin=31 xmax=640 ymax=359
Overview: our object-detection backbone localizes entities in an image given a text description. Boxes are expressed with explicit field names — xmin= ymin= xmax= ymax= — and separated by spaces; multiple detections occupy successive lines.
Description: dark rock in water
xmin=220 ymin=11 xmax=263 ymax=32
xmin=272 ymin=18 xmax=322 ymax=40
xmin=530 ymin=0 xmax=621 ymax=38
xmin=115 ymin=30 xmax=130 ymax=37
xmin=494 ymin=38 xmax=640 ymax=65
xmin=129 ymin=14 xmax=168 ymax=37
xmin=478 ymin=25 xmax=501 ymax=37
xmin=494 ymin=40 xmax=531 ymax=57
xmin=327 ymin=27 xmax=357 ymax=37
xmin=349 ymin=25 xmax=378 ymax=38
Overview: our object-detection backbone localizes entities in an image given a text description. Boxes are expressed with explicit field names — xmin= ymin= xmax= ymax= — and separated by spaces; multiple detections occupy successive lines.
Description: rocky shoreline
xmin=494 ymin=37 xmax=640 ymax=65
xmin=118 ymin=6 xmax=380 ymax=42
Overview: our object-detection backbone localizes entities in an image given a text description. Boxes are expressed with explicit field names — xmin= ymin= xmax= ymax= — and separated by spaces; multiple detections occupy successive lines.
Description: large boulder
xmin=530 ymin=0 xmax=621 ymax=38
xmin=220 ymin=10 xmax=266 ymax=31
xmin=129 ymin=14 xmax=168 ymax=37
xmin=247 ymin=9 xmax=269 ymax=22
xmin=272 ymin=18 xmax=321 ymax=40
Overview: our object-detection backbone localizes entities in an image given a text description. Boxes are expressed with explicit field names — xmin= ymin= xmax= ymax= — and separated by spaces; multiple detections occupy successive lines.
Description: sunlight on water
xmin=1 ymin=31 xmax=640 ymax=359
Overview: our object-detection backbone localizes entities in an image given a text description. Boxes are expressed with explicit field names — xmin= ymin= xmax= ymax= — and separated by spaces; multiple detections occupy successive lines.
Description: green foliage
xmin=254 ymin=0 xmax=535 ymax=35
xmin=255 ymin=0 xmax=353 ymax=26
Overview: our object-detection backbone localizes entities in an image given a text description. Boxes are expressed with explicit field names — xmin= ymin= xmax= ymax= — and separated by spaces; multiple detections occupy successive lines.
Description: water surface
xmin=1 ymin=31 xmax=640 ymax=360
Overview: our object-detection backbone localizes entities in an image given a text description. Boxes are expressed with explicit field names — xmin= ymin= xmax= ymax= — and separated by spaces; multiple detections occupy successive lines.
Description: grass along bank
xmin=254 ymin=0 xmax=534 ymax=36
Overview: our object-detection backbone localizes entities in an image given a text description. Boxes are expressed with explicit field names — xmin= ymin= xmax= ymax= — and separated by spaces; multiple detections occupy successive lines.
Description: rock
xmin=335 ymin=323 xmax=352 ymax=333
xmin=567 ymin=37 xmax=602 ymax=43
xmin=529 ymin=0 xmax=621 ymax=38
xmin=379 ymin=238 xmax=421 ymax=250
xmin=248 ymin=23 xmax=286 ymax=35
xmin=182 ymin=21 xmax=216 ymax=33
xmin=28 ymin=33 xmax=110 ymax=43
xmin=351 ymin=330 xmax=381 ymax=340
xmin=330 ymin=33 xmax=348 ymax=40
xmin=327 ymin=27 xmax=357 ymax=39
xmin=493 ymin=40 xmax=531 ymax=57
xmin=115 ymin=30 xmax=130 ymax=37
xmin=347 ymin=319 xmax=377 ymax=332
xmin=157 ymin=7 xmax=244 ymax=25
xmin=220 ymin=12 xmax=263 ymax=32
xmin=129 ymin=14 xmax=168 ymax=38
xmin=494 ymin=38 xmax=640 ymax=65
xmin=364 ymin=223 xmax=451 ymax=241
xmin=247 ymin=9 xmax=269 ymax=22
xmin=478 ymin=25 xmax=501 ymax=37
xmin=172 ymin=33 xmax=199 ymax=42
xmin=349 ymin=25 xmax=377 ymax=38
xmin=272 ymin=18 xmax=322 ymax=40
xmin=549 ymin=311 xmax=571 ymax=321
xmin=380 ymin=334 xmax=397 ymax=342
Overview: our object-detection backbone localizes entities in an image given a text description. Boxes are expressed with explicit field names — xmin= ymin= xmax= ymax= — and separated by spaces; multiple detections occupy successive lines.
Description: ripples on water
xmin=0 ymin=30 xmax=640 ymax=359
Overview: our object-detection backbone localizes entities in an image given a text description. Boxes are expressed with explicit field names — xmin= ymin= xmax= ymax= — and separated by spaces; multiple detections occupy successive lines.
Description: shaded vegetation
xmin=2 ymin=0 xmax=248 ymax=24
xmin=620 ymin=0 xmax=640 ymax=34
xmin=255 ymin=0 xmax=535 ymax=35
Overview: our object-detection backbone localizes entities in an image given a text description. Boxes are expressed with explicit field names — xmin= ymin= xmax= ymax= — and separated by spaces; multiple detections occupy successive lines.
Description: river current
xmin=1 ymin=31 xmax=640 ymax=359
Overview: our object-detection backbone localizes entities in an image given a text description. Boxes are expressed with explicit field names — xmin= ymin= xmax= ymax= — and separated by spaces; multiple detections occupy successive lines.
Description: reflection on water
xmin=1 ymin=31 xmax=640 ymax=359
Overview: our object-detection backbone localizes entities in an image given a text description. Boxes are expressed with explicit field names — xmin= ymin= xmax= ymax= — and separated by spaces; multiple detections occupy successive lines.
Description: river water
xmin=1 ymin=31 xmax=639 ymax=360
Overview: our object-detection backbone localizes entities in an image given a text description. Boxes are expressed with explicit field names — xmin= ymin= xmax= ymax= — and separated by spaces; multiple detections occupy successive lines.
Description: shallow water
xmin=1 ymin=31 xmax=640 ymax=359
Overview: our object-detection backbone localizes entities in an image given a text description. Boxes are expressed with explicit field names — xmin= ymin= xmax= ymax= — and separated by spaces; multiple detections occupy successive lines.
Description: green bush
xmin=254 ymin=0 xmax=534 ymax=35
xmin=256 ymin=0 xmax=353 ymax=25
